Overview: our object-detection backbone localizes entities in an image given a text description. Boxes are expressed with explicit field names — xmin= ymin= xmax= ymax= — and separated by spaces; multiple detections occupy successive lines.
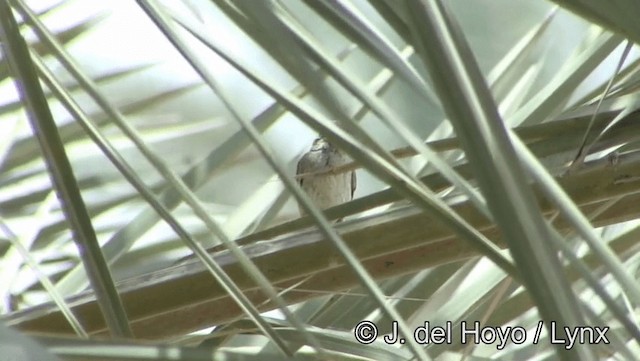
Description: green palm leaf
xmin=2 ymin=0 xmax=640 ymax=360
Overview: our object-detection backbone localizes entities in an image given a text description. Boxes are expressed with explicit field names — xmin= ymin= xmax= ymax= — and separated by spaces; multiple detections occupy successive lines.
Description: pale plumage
xmin=296 ymin=138 xmax=356 ymax=220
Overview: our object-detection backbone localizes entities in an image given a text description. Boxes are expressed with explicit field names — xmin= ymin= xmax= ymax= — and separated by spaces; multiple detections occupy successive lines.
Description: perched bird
xmin=296 ymin=137 xmax=356 ymax=221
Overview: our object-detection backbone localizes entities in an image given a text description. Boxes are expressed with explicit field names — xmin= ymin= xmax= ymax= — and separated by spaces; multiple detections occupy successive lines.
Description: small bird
xmin=296 ymin=137 xmax=356 ymax=221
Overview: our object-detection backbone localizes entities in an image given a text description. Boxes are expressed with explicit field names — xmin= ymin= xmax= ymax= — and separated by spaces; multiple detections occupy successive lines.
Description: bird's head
xmin=310 ymin=137 xmax=331 ymax=152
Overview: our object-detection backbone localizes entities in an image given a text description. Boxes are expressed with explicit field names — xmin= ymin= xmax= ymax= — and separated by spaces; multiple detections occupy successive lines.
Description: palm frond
xmin=2 ymin=0 xmax=640 ymax=360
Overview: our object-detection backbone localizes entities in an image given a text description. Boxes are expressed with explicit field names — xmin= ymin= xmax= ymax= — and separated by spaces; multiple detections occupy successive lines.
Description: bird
xmin=296 ymin=137 xmax=356 ymax=221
